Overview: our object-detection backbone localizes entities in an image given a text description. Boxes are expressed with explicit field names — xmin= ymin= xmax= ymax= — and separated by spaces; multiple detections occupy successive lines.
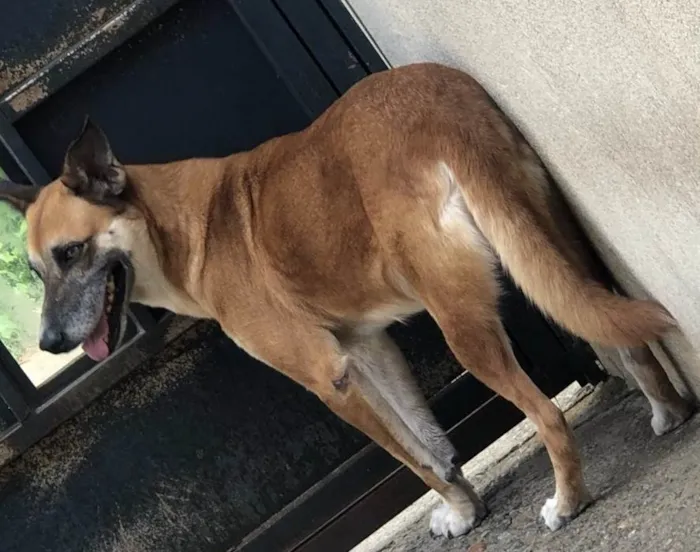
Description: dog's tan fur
xmin=0 ymin=63 xmax=692 ymax=536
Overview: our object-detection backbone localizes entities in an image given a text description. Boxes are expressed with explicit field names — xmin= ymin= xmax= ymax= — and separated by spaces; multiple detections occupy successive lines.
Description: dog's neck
xmin=117 ymin=158 xmax=236 ymax=319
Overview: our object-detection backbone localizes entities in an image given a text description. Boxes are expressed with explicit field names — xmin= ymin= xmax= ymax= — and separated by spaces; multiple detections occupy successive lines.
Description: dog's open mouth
xmin=82 ymin=261 xmax=133 ymax=362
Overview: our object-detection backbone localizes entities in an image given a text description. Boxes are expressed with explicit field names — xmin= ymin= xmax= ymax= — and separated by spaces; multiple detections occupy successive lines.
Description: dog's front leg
xmin=224 ymin=317 xmax=485 ymax=539
xmin=341 ymin=329 xmax=487 ymax=537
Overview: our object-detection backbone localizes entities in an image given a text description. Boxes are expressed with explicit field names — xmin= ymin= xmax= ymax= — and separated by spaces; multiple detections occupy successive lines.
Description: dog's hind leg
xmin=376 ymin=189 xmax=590 ymax=531
xmin=411 ymin=272 xmax=591 ymax=532
xmin=617 ymin=345 xmax=693 ymax=435
xmin=530 ymin=173 xmax=694 ymax=435
xmin=517 ymin=151 xmax=694 ymax=435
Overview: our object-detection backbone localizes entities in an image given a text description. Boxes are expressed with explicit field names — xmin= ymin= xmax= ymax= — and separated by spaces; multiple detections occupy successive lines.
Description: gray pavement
xmin=353 ymin=378 xmax=700 ymax=552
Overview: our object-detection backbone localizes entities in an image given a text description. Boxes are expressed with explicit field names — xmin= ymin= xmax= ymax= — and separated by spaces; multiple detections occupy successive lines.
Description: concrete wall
xmin=345 ymin=0 xmax=700 ymax=394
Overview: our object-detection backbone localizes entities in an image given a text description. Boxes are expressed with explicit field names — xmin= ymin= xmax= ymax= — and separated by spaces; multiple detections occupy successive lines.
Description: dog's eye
xmin=65 ymin=244 xmax=82 ymax=260
xmin=56 ymin=242 xmax=86 ymax=266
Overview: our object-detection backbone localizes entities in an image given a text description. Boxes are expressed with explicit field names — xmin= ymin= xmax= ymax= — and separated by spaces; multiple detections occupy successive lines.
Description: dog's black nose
xmin=39 ymin=329 xmax=69 ymax=354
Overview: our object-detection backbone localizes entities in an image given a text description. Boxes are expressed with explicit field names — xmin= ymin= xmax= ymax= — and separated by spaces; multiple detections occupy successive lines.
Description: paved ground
xmin=353 ymin=378 xmax=700 ymax=552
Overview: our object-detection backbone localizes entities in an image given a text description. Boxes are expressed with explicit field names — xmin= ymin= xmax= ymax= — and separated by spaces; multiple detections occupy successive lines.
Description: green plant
xmin=0 ymin=207 xmax=42 ymax=301
xmin=0 ymin=168 xmax=44 ymax=358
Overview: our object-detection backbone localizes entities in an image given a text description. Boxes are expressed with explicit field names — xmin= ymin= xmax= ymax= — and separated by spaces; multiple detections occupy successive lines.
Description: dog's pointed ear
xmin=62 ymin=116 xmax=127 ymax=201
xmin=0 ymin=179 xmax=40 ymax=215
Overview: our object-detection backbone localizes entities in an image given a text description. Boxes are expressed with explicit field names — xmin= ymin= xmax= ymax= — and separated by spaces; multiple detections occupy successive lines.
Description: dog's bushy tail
xmin=457 ymin=164 xmax=675 ymax=348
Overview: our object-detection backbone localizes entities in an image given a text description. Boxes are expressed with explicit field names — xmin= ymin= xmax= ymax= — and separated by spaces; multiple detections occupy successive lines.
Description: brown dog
xmin=0 ymin=63 xmax=692 ymax=538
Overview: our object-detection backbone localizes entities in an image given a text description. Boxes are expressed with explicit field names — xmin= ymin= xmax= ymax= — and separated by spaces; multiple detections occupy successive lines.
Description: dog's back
xmin=247 ymin=62 xmax=673 ymax=346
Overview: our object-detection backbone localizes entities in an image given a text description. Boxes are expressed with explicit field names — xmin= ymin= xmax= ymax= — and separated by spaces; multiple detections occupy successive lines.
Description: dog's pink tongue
xmin=82 ymin=314 xmax=109 ymax=361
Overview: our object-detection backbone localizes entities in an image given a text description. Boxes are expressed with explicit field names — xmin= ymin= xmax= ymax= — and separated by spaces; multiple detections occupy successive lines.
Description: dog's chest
xmin=131 ymin=262 xmax=209 ymax=318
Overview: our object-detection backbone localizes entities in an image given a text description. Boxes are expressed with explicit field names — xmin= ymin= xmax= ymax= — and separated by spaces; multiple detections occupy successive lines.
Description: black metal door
xmin=0 ymin=1 xmax=605 ymax=551
xmin=0 ymin=0 xmax=384 ymax=444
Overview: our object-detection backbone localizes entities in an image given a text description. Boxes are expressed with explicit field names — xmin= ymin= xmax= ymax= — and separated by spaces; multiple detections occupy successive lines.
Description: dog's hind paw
xmin=429 ymin=501 xmax=476 ymax=539
xmin=651 ymin=398 xmax=694 ymax=436
xmin=540 ymin=492 xmax=591 ymax=531
xmin=540 ymin=497 xmax=569 ymax=531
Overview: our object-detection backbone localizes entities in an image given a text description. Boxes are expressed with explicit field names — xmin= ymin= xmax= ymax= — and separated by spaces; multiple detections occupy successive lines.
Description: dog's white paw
xmin=651 ymin=399 xmax=694 ymax=436
xmin=540 ymin=492 xmax=591 ymax=532
xmin=429 ymin=501 xmax=474 ymax=539
xmin=540 ymin=497 xmax=567 ymax=531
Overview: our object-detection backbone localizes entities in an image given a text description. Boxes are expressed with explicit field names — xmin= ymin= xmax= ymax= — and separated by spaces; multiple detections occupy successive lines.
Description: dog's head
xmin=0 ymin=118 xmax=136 ymax=362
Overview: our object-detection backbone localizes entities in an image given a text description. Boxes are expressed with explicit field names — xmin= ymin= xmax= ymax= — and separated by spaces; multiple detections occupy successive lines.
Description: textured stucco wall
xmin=345 ymin=0 xmax=700 ymax=393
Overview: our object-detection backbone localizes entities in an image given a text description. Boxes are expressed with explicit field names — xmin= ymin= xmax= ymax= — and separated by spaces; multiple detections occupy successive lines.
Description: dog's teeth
xmin=106 ymin=277 xmax=116 ymax=313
